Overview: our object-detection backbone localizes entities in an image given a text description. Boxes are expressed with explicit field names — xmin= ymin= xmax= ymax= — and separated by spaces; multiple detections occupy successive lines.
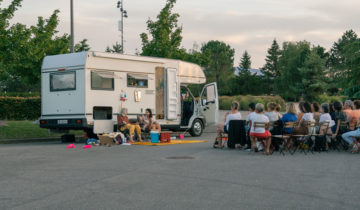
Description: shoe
xmin=245 ymin=149 xmax=251 ymax=152
xmin=83 ymin=145 xmax=92 ymax=149
xmin=66 ymin=144 xmax=75 ymax=149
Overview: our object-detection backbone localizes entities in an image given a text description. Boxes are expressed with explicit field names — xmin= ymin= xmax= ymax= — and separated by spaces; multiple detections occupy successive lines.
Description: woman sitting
xmin=117 ymin=108 xmax=142 ymax=143
xmin=294 ymin=101 xmax=315 ymax=135
xmin=265 ymin=102 xmax=280 ymax=122
xmin=140 ymin=108 xmax=161 ymax=132
xmin=281 ymin=103 xmax=298 ymax=134
xmin=214 ymin=101 xmax=242 ymax=148
xmin=249 ymin=103 xmax=271 ymax=154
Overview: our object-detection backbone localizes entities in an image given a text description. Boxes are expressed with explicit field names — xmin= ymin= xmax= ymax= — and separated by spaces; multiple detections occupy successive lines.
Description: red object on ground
xmin=160 ymin=132 xmax=171 ymax=143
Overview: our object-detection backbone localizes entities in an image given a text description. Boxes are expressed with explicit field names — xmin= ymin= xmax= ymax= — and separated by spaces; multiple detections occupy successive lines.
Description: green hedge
xmin=317 ymin=95 xmax=347 ymax=103
xmin=0 ymin=96 xmax=41 ymax=120
xmin=219 ymin=95 xmax=286 ymax=111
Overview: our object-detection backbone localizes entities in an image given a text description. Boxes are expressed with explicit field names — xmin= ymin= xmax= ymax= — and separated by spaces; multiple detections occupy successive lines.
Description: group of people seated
xmin=215 ymin=99 xmax=360 ymax=154
xmin=117 ymin=108 xmax=161 ymax=143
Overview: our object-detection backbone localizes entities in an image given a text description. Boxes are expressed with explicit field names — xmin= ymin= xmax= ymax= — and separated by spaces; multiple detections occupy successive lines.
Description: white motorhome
xmin=39 ymin=51 xmax=218 ymax=137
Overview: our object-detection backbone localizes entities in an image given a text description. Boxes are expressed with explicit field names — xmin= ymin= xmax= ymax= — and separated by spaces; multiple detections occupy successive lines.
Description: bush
xmin=219 ymin=95 xmax=286 ymax=111
xmin=316 ymin=95 xmax=347 ymax=103
xmin=0 ymin=92 xmax=41 ymax=97
xmin=0 ymin=96 xmax=41 ymax=120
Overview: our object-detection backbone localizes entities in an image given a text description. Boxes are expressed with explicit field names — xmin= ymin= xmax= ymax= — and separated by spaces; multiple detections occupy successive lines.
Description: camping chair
xmin=271 ymin=121 xmax=295 ymax=156
xmin=227 ymin=120 xmax=246 ymax=149
xmin=253 ymin=122 xmax=274 ymax=154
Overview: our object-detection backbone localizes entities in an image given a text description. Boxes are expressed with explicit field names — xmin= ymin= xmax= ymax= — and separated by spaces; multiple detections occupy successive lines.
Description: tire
xmin=189 ymin=119 xmax=203 ymax=137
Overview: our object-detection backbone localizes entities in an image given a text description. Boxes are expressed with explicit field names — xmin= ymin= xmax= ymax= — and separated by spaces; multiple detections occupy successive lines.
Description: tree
xmin=75 ymin=39 xmax=90 ymax=52
xmin=200 ymin=40 xmax=235 ymax=93
xmin=240 ymin=50 xmax=251 ymax=70
xmin=0 ymin=0 xmax=90 ymax=92
xmin=275 ymin=41 xmax=327 ymax=101
xmin=262 ymin=39 xmax=281 ymax=78
xmin=140 ymin=0 xmax=183 ymax=59
xmin=105 ymin=42 xmax=122 ymax=53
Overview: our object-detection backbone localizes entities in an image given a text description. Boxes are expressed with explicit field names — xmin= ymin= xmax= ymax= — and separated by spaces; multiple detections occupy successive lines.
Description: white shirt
xmin=302 ymin=113 xmax=315 ymax=122
xmin=249 ymin=113 xmax=269 ymax=133
xmin=225 ymin=112 xmax=242 ymax=130
xmin=246 ymin=112 xmax=255 ymax=122
xmin=319 ymin=113 xmax=335 ymax=127
xmin=265 ymin=111 xmax=280 ymax=122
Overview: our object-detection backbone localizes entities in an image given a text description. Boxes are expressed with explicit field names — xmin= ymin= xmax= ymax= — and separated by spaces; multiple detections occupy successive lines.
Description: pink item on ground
xmin=179 ymin=134 xmax=184 ymax=139
xmin=83 ymin=145 xmax=92 ymax=149
xmin=66 ymin=144 xmax=75 ymax=149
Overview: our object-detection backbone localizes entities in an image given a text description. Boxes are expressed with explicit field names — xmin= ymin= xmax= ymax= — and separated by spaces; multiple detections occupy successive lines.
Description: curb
xmin=0 ymin=136 xmax=84 ymax=144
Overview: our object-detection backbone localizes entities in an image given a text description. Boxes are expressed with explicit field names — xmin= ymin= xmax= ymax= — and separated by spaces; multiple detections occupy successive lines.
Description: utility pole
xmin=117 ymin=0 xmax=128 ymax=53
xmin=70 ymin=0 xmax=74 ymax=53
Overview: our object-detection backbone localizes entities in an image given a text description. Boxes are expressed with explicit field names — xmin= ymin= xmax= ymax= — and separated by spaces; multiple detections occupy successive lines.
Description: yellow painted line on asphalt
xmin=132 ymin=140 xmax=207 ymax=146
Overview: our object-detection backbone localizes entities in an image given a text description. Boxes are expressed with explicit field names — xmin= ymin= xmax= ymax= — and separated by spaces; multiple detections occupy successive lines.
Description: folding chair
xmin=271 ymin=121 xmax=295 ymax=156
xmin=310 ymin=121 xmax=330 ymax=153
xmin=291 ymin=121 xmax=316 ymax=155
xmin=253 ymin=122 xmax=274 ymax=154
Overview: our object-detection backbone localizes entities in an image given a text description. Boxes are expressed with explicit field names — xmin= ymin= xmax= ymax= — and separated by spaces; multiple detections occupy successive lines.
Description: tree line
xmin=1 ymin=0 xmax=359 ymax=102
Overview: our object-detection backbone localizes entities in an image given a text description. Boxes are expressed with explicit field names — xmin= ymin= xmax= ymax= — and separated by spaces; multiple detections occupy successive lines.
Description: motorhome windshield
xmin=50 ymin=72 xmax=76 ymax=92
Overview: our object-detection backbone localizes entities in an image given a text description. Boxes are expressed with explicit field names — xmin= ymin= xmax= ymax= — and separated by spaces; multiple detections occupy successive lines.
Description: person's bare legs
xmin=250 ymin=136 xmax=257 ymax=151
xmin=266 ymin=137 xmax=272 ymax=154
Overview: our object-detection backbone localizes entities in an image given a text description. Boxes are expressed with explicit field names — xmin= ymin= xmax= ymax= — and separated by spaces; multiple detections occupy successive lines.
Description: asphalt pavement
xmin=1 ymin=126 xmax=360 ymax=210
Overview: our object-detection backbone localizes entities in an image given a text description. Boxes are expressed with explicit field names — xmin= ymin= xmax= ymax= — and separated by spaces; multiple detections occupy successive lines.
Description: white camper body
xmin=40 ymin=52 xmax=218 ymax=136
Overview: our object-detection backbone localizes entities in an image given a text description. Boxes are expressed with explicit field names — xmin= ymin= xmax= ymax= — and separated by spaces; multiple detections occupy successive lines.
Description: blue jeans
xmin=342 ymin=128 xmax=360 ymax=145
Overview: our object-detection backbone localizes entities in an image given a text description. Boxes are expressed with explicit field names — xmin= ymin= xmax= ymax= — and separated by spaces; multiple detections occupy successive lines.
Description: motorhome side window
xmin=50 ymin=72 xmax=76 ymax=92
xmin=91 ymin=71 xmax=114 ymax=90
xmin=127 ymin=73 xmax=148 ymax=88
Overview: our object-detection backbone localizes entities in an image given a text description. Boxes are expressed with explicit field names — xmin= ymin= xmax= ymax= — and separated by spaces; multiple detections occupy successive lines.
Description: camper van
xmin=39 ymin=51 xmax=218 ymax=137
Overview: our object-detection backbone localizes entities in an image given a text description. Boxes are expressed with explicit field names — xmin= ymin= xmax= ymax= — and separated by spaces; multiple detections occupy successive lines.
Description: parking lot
xmin=0 ymin=125 xmax=359 ymax=210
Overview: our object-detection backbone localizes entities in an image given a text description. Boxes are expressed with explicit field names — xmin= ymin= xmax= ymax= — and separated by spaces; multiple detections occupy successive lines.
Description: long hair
xmin=146 ymin=108 xmax=153 ymax=118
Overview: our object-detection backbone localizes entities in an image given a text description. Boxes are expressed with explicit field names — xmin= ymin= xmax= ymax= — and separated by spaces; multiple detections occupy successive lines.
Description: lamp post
xmin=117 ymin=0 xmax=128 ymax=53
xmin=70 ymin=0 xmax=74 ymax=53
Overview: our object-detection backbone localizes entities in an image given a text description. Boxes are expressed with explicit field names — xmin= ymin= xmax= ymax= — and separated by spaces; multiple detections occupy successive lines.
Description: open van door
xmin=200 ymin=82 xmax=219 ymax=125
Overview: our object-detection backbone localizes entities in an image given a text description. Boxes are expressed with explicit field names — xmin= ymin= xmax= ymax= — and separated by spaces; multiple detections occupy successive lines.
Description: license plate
xmin=57 ymin=120 xmax=68 ymax=124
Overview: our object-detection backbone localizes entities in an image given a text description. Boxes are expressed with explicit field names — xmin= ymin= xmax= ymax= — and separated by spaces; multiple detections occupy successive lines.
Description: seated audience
xmin=245 ymin=102 xmax=256 ymax=133
xmin=348 ymin=100 xmax=360 ymax=130
xmin=319 ymin=103 xmax=335 ymax=134
xmin=276 ymin=104 xmax=283 ymax=119
xmin=118 ymin=108 xmax=142 ymax=143
xmin=249 ymin=103 xmax=271 ymax=154
xmin=343 ymin=100 xmax=353 ymax=122
xmin=281 ymin=103 xmax=298 ymax=134
xmin=265 ymin=102 xmax=280 ymax=122
xmin=342 ymin=118 xmax=360 ymax=147
xmin=297 ymin=102 xmax=305 ymax=122
xmin=293 ymin=102 xmax=314 ymax=135
xmin=331 ymin=101 xmax=347 ymax=138
xmin=215 ymin=102 xmax=241 ymax=135
xmin=312 ymin=102 xmax=321 ymax=123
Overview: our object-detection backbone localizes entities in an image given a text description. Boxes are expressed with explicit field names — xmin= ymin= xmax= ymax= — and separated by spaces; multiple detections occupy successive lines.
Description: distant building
xmin=234 ymin=67 xmax=264 ymax=76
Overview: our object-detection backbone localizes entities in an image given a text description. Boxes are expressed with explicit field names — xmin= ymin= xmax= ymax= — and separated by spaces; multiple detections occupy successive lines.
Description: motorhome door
xmin=166 ymin=68 xmax=178 ymax=120
xmin=200 ymin=82 xmax=219 ymax=125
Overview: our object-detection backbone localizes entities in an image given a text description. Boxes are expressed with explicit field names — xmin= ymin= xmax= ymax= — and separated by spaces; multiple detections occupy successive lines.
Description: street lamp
xmin=70 ymin=0 xmax=74 ymax=53
xmin=117 ymin=0 xmax=128 ymax=53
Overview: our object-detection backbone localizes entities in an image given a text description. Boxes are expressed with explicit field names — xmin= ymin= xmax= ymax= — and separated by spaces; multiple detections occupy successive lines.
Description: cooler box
xmin=160 ymin=131 xmax=172 ymax=143
xmin=150 ymin=131 xmax=159 ymax=143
